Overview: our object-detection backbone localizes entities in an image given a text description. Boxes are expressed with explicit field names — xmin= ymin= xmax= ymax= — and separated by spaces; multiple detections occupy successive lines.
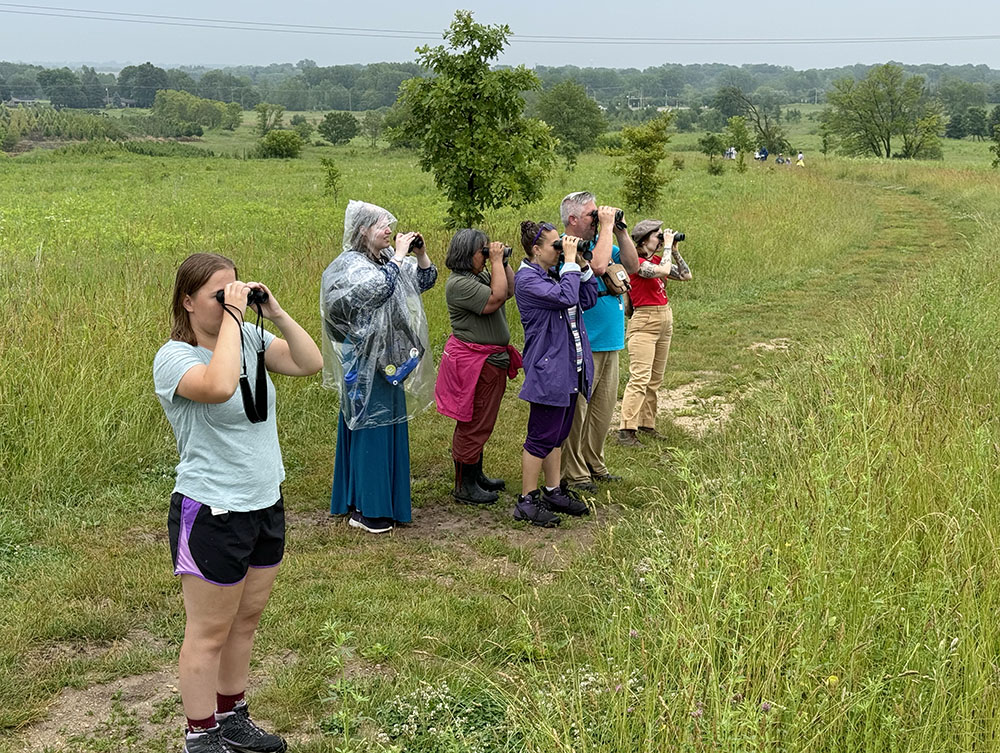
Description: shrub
xmin=257 ymin=130 xmax=303 ymax=159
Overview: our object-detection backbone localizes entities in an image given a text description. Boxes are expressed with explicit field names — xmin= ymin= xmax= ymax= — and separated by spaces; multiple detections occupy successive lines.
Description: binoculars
xmin=588 ymin=208 xmax=627 ymax=232
xmin=553 ymin=238 xmax=594 ymax=262
xmin=658 ymin=231 xmax=686 ymax=243
xmin=215 ymin=289 xmax=269 ymax=306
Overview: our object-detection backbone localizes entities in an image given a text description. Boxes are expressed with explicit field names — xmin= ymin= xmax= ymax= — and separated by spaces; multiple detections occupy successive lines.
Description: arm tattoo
xmin=668 ymin=252 xmax=691 ymax=281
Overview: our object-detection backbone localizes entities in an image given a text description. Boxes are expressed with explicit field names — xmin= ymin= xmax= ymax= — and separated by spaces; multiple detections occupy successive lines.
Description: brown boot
xmin=617 ymin=429 xmax=642 ymax=447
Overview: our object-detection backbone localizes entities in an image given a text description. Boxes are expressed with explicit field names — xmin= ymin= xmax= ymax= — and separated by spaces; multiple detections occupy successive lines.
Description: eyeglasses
xmin=531 ymin=222 xmax=556 ymax=247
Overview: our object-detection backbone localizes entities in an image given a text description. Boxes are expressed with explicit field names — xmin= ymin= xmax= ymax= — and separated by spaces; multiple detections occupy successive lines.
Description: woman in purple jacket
xmin=512 ymin=221 xmax=599 ymax=526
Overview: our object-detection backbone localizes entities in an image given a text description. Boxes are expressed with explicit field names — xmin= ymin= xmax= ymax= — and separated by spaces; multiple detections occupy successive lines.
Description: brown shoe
xmin=638 ymin=426 xmax=666 ymax=440
xmin=617 ymin=429 xmax=642 ymax=447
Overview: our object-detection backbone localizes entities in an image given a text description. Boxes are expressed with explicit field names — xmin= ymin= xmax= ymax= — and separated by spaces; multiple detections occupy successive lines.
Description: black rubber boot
xmin=453 ymin=460 xmax=498 ymax=504
xmin=475 ymin=454 xmax=505 ymax=492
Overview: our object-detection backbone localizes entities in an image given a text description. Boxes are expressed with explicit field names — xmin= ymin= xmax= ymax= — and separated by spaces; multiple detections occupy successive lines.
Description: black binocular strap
xmin=220 ymin=303 xmax=268 ymax=424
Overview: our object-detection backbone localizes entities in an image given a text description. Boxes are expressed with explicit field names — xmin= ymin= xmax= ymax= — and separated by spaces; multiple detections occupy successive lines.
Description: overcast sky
xmin=2 ymin=0 xmax=999 ymax=71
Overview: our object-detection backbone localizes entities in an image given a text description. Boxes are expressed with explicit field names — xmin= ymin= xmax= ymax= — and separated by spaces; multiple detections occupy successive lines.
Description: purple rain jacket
xmin=514 ymin=260 xmax=599 ymax=407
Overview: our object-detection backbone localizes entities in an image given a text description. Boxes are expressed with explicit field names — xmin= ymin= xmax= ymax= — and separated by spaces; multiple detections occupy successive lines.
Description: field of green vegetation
xmin=2 ymin=134 xmax=999 ymax=752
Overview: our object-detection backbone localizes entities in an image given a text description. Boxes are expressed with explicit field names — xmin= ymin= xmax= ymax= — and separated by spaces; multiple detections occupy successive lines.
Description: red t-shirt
xmin=628 ymin=255 xmax=670 ymax=307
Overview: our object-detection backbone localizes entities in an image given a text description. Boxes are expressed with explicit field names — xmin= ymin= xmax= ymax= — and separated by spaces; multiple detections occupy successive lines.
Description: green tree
xmin=991 ymin=123 xmax=1000 ymax=168
xmin=614 ymin=112 xmax=674 ymax=210
xmin=360 ymin=109 xmax=384 ymax=148
xmin=964 ymin=107 xmax=989 ymax=141
xmin=254 ymin=102 xmax=285 ymax=136
xmin=698 ymin=131 xmax=727 ymax=174
xmin=936 ymin=78 xmax=987 ymax=116
xmin=0 ymin=76 xmax=10 ymax=101
xmin=826 ymin=64 xmax=941 ymax=159
xmin=533 ymin=80 xmax=605 ymax=168
xmin=724 ymin=115 xmax=753 ymax=172
xmin=117 ymin=62 xmax=168 ymax=107
xmin=256 ymin=130 xmax=303 ymax=158
xmin=989 ymin=105 xmax=1000 ymax=138
xmin=393 ymin=10 xmax=556 ymax=227
xmin=319 ymin=157 xmax=343 ymax=198
xmin=79 ymin=66 xmax=105 ymax=108
xmin=36 ymin=68 xmax=85 ymax=108
xmin=318 ymin=111 xmax=358 ymax=144
xmin=945 ymin=112 xmax=967 ymax=139
xmin=714 ymin=85 xmax=789 ymax=154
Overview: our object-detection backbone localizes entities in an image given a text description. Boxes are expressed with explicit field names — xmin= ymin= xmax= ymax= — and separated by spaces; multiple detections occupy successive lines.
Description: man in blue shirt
xmin=558 ymin=191 xmax=639 ymax=493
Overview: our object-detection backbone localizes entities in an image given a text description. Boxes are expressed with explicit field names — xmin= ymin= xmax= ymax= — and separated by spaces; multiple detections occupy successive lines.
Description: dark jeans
xmin=451 ymin=362 xmax=507 ymax=464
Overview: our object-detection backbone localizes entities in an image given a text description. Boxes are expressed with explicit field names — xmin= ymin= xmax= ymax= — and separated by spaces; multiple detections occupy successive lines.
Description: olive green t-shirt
xmin=445 ymin=270 xmax=510 ymax=369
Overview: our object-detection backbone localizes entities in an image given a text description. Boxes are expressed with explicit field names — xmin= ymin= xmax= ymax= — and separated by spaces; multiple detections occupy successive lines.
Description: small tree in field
xmin=724 ymin=115 xmax=753 ymax=172
xmin=361 ymin=110 xmax=384 ymax=148
xmin=394 ymin=10 xmax=556 ymax=227
xmin=254 ymin=103 xmax=284 ymax=136
xmin=319 ymin=111 xmax=359 ymax=145
xmin=319 ymin=157 xmax=342 ymax=198
xmin=698 ymin=132 xmax=727 ymax=175
xmin=614 ymin=112 xmax=674 ymax=211
xmin=991 ymin=124 xmax=1000 ymax=168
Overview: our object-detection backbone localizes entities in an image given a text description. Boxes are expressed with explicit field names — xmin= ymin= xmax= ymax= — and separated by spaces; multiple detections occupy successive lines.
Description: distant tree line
xmin=3 ymin=59 xmax=1000 ymax=114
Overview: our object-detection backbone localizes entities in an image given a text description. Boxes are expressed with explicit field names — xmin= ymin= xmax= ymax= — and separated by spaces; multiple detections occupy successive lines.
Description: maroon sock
xmin=216 ymin=691 xmax=245 ymax=715
xmin=186 ymin=715 xmax=217 ymax=733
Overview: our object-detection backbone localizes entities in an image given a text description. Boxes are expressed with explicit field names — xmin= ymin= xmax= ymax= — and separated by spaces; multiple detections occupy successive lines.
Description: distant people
xmin=797 ymin=151 xmax=805 ymax=167
xmin=618 ymin=221 xmax=693 ymax=446
xmin=321 ymin=200 xmax=437 ymax=534
xmin=435 ymin=229 xmax=521 ymax=504
xmin=512 ymin=221 xmax=597 ymax=526
xmin=775 ymin=153 xmax=785 ymax=164
xmin=759 ymin=147 xmax=769 ymax=161
xmin=558 ymin=191 xmax=639 ymax=494
xmin=154 ymin=253 xmax=322 ymax=753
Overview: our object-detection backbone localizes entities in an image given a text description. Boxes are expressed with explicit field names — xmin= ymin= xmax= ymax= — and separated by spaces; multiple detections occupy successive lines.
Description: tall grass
xmin=2 ymin=149 xmax=998 ymax=750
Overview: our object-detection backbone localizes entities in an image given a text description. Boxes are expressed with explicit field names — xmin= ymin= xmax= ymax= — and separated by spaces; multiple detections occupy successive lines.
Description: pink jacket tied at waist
xmin=435 ymin=335 xmax=522 ymax=422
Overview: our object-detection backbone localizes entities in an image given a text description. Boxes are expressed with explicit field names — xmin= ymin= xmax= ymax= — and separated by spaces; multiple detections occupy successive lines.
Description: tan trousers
xmin=561 ymin=349 xmax=620 ymax=483
xmin=620 ymin=304 xmax=673 ymax=431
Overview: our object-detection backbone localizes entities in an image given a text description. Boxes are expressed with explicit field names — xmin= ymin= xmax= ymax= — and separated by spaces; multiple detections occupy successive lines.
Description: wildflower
xmin=761 ymin=701 xmax=772 ymax=713
xmin=629 ymin=629 xmax=639 ymax=639
xmin=690 ymin=707 xmax=703 ymax=719
xmin=826 ymin=674 xmax=839 ymax=688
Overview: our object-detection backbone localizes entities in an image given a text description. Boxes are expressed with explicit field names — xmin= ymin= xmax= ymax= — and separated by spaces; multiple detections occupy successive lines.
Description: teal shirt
xmin=153 ymin=324 xmax=284 ymax=512
xmin=583 ymin=244 xmax=625 ymax=352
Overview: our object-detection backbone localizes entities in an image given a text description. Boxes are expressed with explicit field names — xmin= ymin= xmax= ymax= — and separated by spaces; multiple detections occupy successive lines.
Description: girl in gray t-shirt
xmin=153 ymin=252 xmax=322 ymax=753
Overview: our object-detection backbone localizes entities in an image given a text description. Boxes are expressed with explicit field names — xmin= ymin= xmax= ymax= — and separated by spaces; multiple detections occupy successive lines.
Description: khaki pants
xmin=561 ymin=349 xmax=620 ymax=484
xmin=620 ymin=304 xmax=673 ymax=431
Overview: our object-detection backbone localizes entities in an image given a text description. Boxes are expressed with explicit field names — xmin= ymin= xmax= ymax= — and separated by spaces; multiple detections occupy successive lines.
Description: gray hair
xmin=560 ymin=191 xmax=596 ymax=226
xmin=343 ymin=199 xmax=396 ymax=255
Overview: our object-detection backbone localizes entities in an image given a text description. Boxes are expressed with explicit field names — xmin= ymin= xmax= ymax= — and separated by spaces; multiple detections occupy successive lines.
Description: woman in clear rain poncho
xmin=321 ymin=200 xmax=438 ymax=534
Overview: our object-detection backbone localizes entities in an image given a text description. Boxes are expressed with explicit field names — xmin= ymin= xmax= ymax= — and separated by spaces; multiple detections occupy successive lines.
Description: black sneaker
xmin=513 ymin=490 xmax=561 ymax=527
xmin=567 ymin=479 xmax=598 ymax=493
xmin=348 ymin=510 xmax=394 ymax=534
xmin=218 ymin=702 xmax=288 ymax=753
xmin=592 ymin=472 xmax=622 ymax=483
xmin=184 ymin=725 xmax=236 ymax=753
xmin=638 ymin=426 xmax=666 ymax=440
xmin=541 ymin=483 xmax=590 ymax=516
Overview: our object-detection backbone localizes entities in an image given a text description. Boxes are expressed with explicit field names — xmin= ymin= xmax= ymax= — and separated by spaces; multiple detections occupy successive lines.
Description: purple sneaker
xmin=541 ymin=483 xmax=590 ymax=516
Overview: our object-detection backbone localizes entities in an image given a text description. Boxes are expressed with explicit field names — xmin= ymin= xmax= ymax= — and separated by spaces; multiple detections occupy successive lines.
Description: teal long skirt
xmin=330 ymin=377 xmax=411 ymax=523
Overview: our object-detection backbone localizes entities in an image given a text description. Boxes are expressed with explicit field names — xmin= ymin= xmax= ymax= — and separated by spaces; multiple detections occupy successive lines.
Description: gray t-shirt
xmin=445 ymin=270 xmax=511 ymax=369
xmin=153 ymin=324 xmax=284 ymax=512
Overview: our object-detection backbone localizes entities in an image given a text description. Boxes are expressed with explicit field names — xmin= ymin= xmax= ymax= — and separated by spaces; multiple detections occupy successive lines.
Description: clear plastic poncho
xmin=320 ymin=200 xmax=436 ymax=430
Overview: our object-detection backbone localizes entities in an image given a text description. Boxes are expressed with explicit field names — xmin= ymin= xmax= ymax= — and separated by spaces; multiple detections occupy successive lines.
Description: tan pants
xmin=620 ymin=304 xmax=673 ymax=431
xmin=561 ymin=349 xmax=620 ymax=484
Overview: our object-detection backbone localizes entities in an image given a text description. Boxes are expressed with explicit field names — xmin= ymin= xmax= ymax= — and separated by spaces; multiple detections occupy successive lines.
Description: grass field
xmin=2 ymin=134 xmax=1000 ymax=752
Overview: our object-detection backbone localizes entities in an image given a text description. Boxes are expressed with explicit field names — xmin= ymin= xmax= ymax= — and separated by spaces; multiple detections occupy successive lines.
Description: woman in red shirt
xmin=618 ymin=219 xmax=692 ymax=446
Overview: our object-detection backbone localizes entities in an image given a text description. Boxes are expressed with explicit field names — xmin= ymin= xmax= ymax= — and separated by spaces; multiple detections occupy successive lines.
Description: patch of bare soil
xmin=23 ymin=667 xmax=179 ymax=752
xmin=610 ymin=371 xmax=739 ymax=439
xmin=749 ymin=337 xmax=793 ymax=352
